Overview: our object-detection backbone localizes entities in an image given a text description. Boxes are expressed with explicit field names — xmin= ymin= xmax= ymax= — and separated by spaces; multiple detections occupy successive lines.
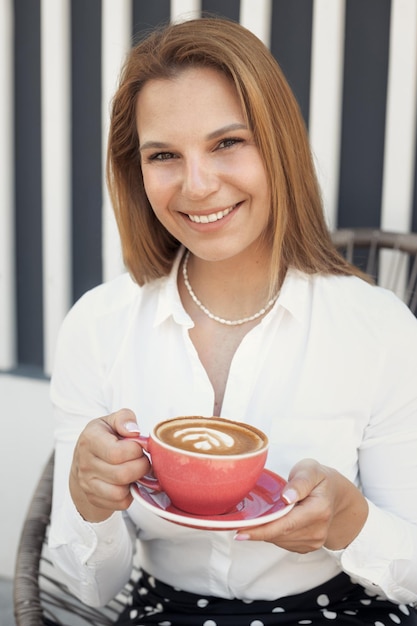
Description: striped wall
xmin=1 ymin=0 xmax=417 ymax=376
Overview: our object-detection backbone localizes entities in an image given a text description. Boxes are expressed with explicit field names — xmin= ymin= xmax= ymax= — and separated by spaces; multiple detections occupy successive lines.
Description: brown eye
xmin=150 ymin=152 xmax=176 ymax=161
xmin=218 ymin=137 xmax=243 ymax=150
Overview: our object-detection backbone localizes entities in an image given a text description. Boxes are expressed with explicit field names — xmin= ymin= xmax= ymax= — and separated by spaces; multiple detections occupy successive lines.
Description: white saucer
xmin=130 ymin=468 xmax=294 ymax=530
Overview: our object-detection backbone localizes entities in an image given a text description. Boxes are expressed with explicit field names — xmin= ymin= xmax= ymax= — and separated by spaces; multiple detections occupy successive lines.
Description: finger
xmin=234 ymin=501 xmax=328 ymax=551
xmin=72 ymin=439 xmax=151 ymax=509
xmin=91 ymin=449 xmax=151 ymax=484
xmin=282 ymin=458 xmax=324 ymax=504
xmin=234 ymin=498 xmax=305 ymax=543
xmin=78 ymin=476 xmax=135 ymax=513
xmin=96 ymin=409 xmax=149 ymax=464
xmin=101 ymin=407 xmax=140 ymax=438
xmin=77 ymin=415 xmax=148 ymax=469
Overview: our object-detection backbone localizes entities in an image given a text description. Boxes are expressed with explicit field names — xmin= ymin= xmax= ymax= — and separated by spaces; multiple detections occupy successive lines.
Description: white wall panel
xmin=309 ymin=0 xmax=346 ymax=230
xmin=379 ymin=0 xmax=417 ymax=295
xmin=171 ymin=0 xmax=201 ymax=22
xmin=240 ymin=0 xmax=272 ymax=46
xmin=381 ymin=0 xmax=417 ymax=233
xmin=41 ymin=0 xmax=71 ymax=375
xmin=102 ymin=0 xmax=131 ymax=283
xmin=0 ymin=0 xmax=16 ymax=370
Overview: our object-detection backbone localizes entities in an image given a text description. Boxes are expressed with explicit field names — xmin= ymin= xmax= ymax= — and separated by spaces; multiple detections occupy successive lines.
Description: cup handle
xmin=124 ymin=435 xmax=163 ymax=492
xmin=136 ymin=471 xmax=162 ymax=491
xmin=127 ymin=434 xmax=149 ymax=452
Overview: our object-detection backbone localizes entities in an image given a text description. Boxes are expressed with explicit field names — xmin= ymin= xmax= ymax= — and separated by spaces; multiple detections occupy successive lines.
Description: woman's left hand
xmin=235 ymin=458 xmax=368 ymax=553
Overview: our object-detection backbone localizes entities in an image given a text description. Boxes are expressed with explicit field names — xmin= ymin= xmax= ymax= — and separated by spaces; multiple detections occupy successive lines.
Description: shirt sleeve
xmin=325 ymin=500 xmax=417 ymax=605
xmin=348 ymin=500 xmax=417 ymax=605
xmin=48 ymin=484 xmax=134 ymax=607
xmin=47 ymin=289 xmax=136 ymax=607
xmin=326 ymin=297 xmax=417 ymax=606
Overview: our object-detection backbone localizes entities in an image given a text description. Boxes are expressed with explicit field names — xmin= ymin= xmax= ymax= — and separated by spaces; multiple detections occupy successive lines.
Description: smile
xmin=187 ymin=205 xmax=237 ymax=224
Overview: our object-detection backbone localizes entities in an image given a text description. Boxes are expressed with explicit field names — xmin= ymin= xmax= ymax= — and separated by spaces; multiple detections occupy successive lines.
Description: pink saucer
xmin=130 ymin=468 xmax=294 ymax=530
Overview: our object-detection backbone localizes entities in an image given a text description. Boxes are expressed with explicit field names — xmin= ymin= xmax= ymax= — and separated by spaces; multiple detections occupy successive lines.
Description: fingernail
xmin=282 ymin=488 xmax=298 ymax=504
xmin=233 ymin=533 xmax=250 ymax=541
xmin=125 ymin=422 xmax=140 ymax=433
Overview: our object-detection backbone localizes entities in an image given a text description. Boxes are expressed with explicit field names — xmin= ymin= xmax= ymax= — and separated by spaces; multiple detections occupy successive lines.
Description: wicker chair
xmin=13 ymin=228 xmax=417 ymax=624
xmin=13 ymin=452 xmax=139 ymax=625
xmin=331 ymin=228 xmax=417 ymax=313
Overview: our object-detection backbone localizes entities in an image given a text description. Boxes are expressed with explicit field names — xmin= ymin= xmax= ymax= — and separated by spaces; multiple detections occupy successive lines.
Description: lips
xmin=187 ymin=204 xmax=237 ymax=224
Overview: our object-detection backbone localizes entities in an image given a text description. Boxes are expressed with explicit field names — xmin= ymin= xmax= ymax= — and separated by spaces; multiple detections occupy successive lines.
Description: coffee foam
xmin=157 ymin=417 xmax=266 ymax=455
xmin=173 ymin=427 xmax=235 ymax=452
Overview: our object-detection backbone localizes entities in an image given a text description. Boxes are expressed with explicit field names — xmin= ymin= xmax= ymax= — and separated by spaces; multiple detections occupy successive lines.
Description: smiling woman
xmin=48 ymin=15 xmax=417 ymax=626
xmin=136 ymin=66 xmax=271 ymax=272
xmin=107 ymin=18 xmax=354 ymax=289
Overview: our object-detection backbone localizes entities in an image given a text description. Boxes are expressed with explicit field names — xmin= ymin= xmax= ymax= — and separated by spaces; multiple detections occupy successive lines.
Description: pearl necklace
xmin=182 ymin=250 xmax=279 ymax=326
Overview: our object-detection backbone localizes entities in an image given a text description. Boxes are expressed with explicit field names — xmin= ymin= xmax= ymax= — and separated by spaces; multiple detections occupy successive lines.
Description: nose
xmin=181 ymin=155 xmax=219 ymax=199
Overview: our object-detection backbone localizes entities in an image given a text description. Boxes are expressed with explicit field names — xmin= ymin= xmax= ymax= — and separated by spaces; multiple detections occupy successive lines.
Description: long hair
xmin=107 ymin=16 xmax=364 ymax=287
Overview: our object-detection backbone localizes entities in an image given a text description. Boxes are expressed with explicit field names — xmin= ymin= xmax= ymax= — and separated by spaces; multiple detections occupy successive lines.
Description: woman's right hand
xmin=69 ymin=408 xmax=150 ymax=523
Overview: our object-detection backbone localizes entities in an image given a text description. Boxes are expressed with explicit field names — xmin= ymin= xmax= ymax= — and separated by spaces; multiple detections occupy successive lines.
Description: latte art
xmin=173 ymin=427 xmax=235 ymax=452
xmin=156 ymin=416 xmax=266 ymax=456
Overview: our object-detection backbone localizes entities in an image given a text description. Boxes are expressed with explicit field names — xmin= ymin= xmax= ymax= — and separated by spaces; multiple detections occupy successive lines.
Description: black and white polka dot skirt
xmin=115 ymin=569 xmax=417 ymax=626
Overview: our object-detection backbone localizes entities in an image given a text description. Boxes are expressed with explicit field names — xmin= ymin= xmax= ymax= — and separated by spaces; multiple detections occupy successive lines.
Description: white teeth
xmin=188 ymin=205 xmax=235 ymax=224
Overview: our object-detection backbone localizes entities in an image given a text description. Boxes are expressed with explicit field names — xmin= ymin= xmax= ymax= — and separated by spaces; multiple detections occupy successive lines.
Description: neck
xmin=181 ymin=248 xmax=277 ymax=323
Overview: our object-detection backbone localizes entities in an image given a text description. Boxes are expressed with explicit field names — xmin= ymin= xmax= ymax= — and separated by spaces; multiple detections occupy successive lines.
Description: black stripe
xmin=71 ymin=0 xmax=103 ymax=304
xmin=270 ymin=0 xmax=313 ymax=126
xmin=338 ymin=0 xmax=391 ymax=228
xmin=132 ymin=0 xmax=171 ymax=43
xmin=14 ymin=0 xmax=44 ymax=368
xmin=201 ymin=0 xmax=240 ymax=22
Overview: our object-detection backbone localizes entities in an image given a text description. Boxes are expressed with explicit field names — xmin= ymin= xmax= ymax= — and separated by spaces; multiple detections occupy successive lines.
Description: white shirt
xmin=49 ymin=251 xmax=417 ymax=608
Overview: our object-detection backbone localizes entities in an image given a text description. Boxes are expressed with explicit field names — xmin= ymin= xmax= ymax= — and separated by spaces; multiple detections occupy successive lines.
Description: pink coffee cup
xmin=135 ymin=416 xmax=269 ymax=516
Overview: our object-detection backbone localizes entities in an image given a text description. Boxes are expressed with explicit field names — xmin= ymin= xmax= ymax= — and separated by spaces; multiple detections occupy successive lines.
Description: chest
xmin=188 ymin=320 xmax=257 ymax=414
xmin=105 ymin=307 xmax=373 ymax=458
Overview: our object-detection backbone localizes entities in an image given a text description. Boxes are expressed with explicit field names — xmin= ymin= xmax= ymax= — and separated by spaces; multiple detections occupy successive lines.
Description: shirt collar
xmin=154 ymin=247 xmax=193 ymax=328
xmin=277 ymin=268 xmax=311 ymax=324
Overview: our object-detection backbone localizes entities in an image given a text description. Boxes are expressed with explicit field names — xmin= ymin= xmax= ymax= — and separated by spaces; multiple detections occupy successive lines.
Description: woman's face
xmin=136 ymin=66 xmax=271 ymax=264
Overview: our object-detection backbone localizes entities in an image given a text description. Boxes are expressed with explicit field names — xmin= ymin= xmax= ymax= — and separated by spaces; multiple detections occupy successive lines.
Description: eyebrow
xmin=139 ymin=123 xmax=248 ymax=152
xmin=207 ymin=122 xmax=248 ymax=140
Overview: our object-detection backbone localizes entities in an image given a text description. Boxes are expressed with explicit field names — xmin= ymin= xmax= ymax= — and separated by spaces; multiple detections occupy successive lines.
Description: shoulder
xmin=62 ymin=271 xmax=159 ymax=334
xmin=68 ymin=273 xmax=140 ymax=320
xmin=308 ymin=272 xmax=417 ymax=348
xmin=55 ymin=273 xmax=149 ymax=357
xmin=285 ymin=269 xmax=417 ymax=338
xmin=314 ymin=272 xmax=413 ymax=317
xmin=51 ymin=273 xmax=160 ymax=391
